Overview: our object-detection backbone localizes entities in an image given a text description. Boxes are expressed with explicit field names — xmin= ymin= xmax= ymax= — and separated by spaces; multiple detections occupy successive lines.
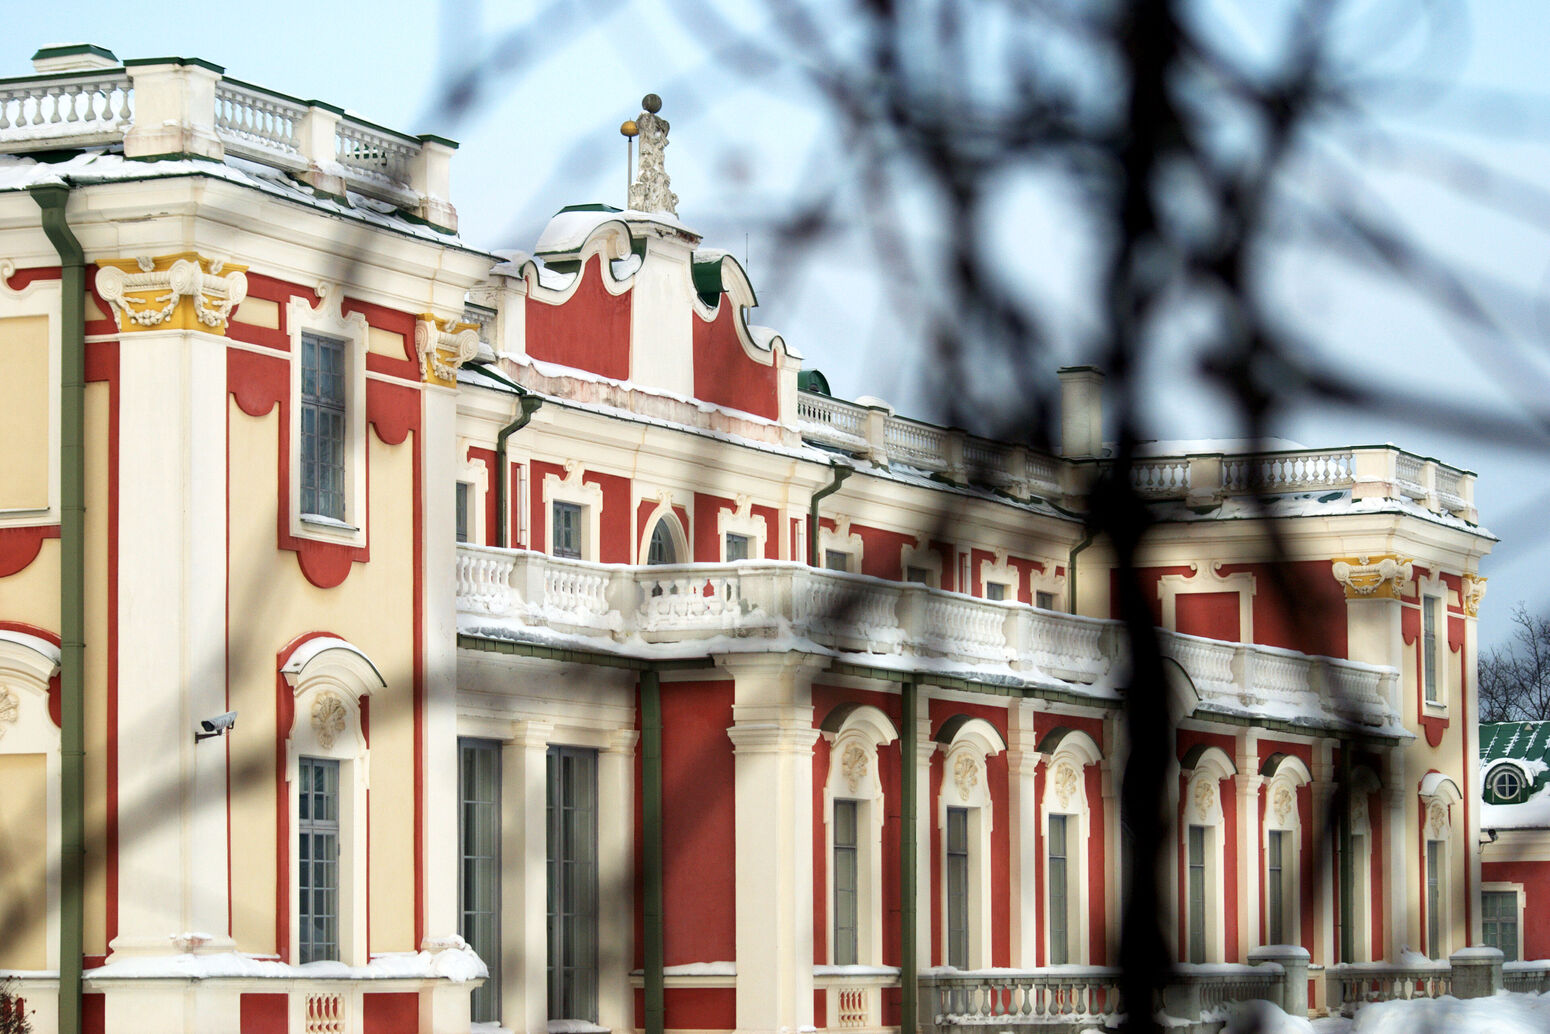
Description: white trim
xmin=1039 ymin=730 xmax=1101 ymax=965
xmin=822 ymin=706 xmax=898 ymax=974
xmin=1158 ymin=562 xmax=1255 ymax=640
xmin=637 ymin=492 xmax=691 ymax=565
xmin=0 ymin=633 xmax=62 ymax=969
xmin=1262 ymin=756 xmax=1311 ymax=950
xmin=283 ymin=637 xmax=383 ymax=966
xmin=716 ymin=495 xmax=768 ymax=562
xmin=543 ymin=461 xmax=604 ymax=561
xmin=1481 ymin=881 xmax=1526 ymax=962
xmin=978 ymin=550 xmax=1019 ymax=602
xmin=900 ymin=535 xmax=942 ymax=588
xmin=1181 ymin=746 xmax=1236 ymax=962
xmin=457 ymin=438 xmax=491 ymax=546
xmin=937 ymin=718 xmax=1004 ymax=969
xmin=286 ymin=292 xmax=370 ymax=548
xmin=1416 ymin=572 xmax=1450 ymax=714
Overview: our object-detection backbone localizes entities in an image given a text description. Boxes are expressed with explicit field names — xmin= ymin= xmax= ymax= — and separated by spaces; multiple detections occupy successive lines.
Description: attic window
xmin=1488 ymin=765 xmax=1526 ymax=804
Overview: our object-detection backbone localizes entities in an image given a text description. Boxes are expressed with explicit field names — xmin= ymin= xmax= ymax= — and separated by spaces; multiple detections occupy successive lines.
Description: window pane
xmin=946 ymin=807 xmax=970 ymax=969
xmin=648 ymin=520 xmax=676 ymax=564
xmin=1188 ymin=826 xmax=1206 ymax=963
xmin=1267 ymin=830 xmax=1284 ymax=946
xmin=554 ymin=503 xmax=582 ymax=559
xmin=298 ymin=756 xmax=340 ymax=963
xmin=825 ymin=550 xmax=849 ymax=572
xmin=1035 ymin=591 xmax=1056 ymax=610
xmin=833 ymin=800 xmax=858 ymax=966
xmin=985 ymin=582 xmax=1006 ymax=601
xmin=460 ymin=740 xmax=501 ymax=1022
xmin=1049 ymin=815 xmax=1067 ymax=965
xmin=548 ymin=747 xmax=598 ymax=1021
xmin=456 ymin=483 xmax=470 ymax=544
xmin=1427 ymin=840 xmax=1441 ymax=959
xmin=1423 ymin=596 xmax=1440 ymax=703
xmin=726 ymin=533 xmax=750 ymax=561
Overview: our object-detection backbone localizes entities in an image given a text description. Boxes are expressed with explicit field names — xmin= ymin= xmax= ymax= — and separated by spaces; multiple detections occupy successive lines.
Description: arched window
xmin=647 ymin=520 xmax=678 ymax=565
xmin=1259 ymin=754 xmax=1312 ymax=949
xmin=1486 ymin=762 xmax=1529 ymax=804
xmin=0 ymin=630 xmax=61 ymax=972
xmin=820 ymin=704 xmax=898 ymax=982
xmin=281 ymin=636 xmax=385 ymax=965
xmin=1419 ymin=771 xmax=1462 ymax=960
xmin=1180 ymin=744 xmax=1236 ymax=963
xmin=1038 ymin=728 xmax=1102 ymax=965
xmin=936 ymin=716 xmax=1006 ymax=969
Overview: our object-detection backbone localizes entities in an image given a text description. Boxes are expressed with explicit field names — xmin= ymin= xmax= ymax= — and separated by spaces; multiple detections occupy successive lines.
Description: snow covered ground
xmin=1222 ymin=992 xmax=1550 ymax=1033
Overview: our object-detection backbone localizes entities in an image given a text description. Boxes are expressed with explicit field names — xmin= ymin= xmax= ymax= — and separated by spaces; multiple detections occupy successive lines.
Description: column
xmin=1102 ymin=713 xmax=1125 ymax=961
xmin=1005 ymin=701 xmax=1041 ymax=967
xmin=597 ymin=729 xmax=639 ymax=1034
xmin=719 ymin=653 xmax=824 ymax=1034
xmin=421 ymin=382 xmax=460 ymax=941
xmin=1235 ymin=731 xmax=1261 ymax=955
xmin=914 ymin=692 xmax=937 ymax=966
xmin=1310 ymin=740 xmax=1336 ymax=1012
xmin=1382 ymin=748 xmax=1410 ymax=959
xmin=502 ymin=720 xmax=552 ymax=1034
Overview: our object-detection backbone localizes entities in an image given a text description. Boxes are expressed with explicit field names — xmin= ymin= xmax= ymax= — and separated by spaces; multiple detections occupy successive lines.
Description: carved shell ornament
xmin=1426 ymin=800 xmax=1449 ymax=839
xmin=953 ymin=753 xmax=980 ymax=802
xmin=841 ymin=744 xmax=869 ymax=794
xmin=1272 ymin=783 xmax=1295 ymax=826
xmin=1350 ymin=792 xmax=1369 ymax=829
xmin=0 ymin=686 xmax=17 ymax=739
xmin=311 ymin=692 xmax=348 ymax=749
xmin=1192 ymin=778 xmax=1218 ymax=822
xmin=1053 ymin=761 xmax=1081 ymax=810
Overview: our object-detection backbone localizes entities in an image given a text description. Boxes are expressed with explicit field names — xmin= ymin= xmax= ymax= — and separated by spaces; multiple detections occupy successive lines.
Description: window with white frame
xmin=460 ymin=738 xmax=502 ymax=1023
xmin=1035 ymin=591 xmax=1057 ymax=611
xmin=548 ymin=746 xmax=598 ymax=1022
xmin=543 ymin=462 xmax=603 ymax=562
xmin=0 ymin=632 xmax=62 ymax=972
xmin=286 ymin=294 xmax=368 ymax=544
xmin=1418 ymin=773 xmax=1461 ymax=960
xmin=1346 ymin=765 xmax=1381 ymax=961
xmin=455 ymin=482 xmax=471 ymax=543
xmin=281 ymin=637 xmax=384 ymax=966
xmin=900 ymin=535 xmax=942 ymax=588
xmin=985 ymin=582 xmax=1008 ymax=601
xmin=638 ymin=496 xmax=688 ymax=566
xmin=1426 ymin=838 xmax=1444 ymax=959
xmin=819 ymin=516 xmax=863 ymax=573
xmin=647 ymin=520 xmax=677 ymax=564
xmin=821 ymin=704 xmax=898 ymax=975
xmin=725 ymin=533 xmax=751 ymax=561
xmin=1038 ymin=727 xmax=1102 ymax=966
xmin=937 ymin=717 xmax=1005 ymax=970
xmin=1482 ymin=886 xmax=1522 ymax=962
xmin=978 ymin=552 xmax=1019 ymax=604
xmin=1260 ymin=753 xmax=1311 ymax=951
xmin=1423 ymin=594 xmax=1441 ymax=705
xmin=1179 ymin=745 xmax=1235 ymax=964
xmin=825 ymin=550 xmax=851 ymax=572
xmin=716 ymin=495 xmax=768 ymax=561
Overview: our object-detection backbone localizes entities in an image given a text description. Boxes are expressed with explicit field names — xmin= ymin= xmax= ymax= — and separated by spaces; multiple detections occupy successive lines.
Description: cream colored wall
xmin=0 ymin=753 xmax=47 ymax=969
xmin=0 ymin=314 xmax=50 ymax=511
xmin=226 ymin=399 xmax=420 ymax=955
xmin=0 ymin=539 xmax=60 ymax=631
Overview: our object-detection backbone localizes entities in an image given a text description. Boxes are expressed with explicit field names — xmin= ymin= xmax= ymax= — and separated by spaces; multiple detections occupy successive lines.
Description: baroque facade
xmin=0 ymin=45 xmax=1495 ymax=1034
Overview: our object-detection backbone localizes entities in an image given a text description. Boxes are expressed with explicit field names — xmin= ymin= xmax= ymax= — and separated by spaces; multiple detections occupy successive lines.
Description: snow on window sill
xmin=301 ymin=513 xmax=360 ymax=533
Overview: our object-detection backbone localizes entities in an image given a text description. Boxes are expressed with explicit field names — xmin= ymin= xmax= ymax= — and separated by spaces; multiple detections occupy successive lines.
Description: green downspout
xmin=1066 ymin=530 xmax=1096 ymax=615
xmin=807 ymin=462 xmax=852 ymax=566
xmin=493 ymin=394 xmax=543 ymax=548
xmin=900 ymin=676 xmax=918 ymax=1034
xmin=641 ymin=668 xmax=666 ymax=1034
xmin=1338 ymin=743 xmax=1353 ymax=962
xmin=33 ymin=184 xmax=85 ymax=1034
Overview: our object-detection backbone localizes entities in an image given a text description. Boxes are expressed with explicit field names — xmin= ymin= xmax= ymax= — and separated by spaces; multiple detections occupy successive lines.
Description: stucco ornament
xmin=1331 ymin=554 xmax=1414 ymax=600
xmin=1350 ymin=792 xmax=1368 ymax=830
xmin=1271 ymin=783 xmax=1295 ymax=826
xmin=1462 ymin=575 xmax=1488 ymax=618
xmin=953 ymin=753 xmax=980 ymax=802
xmin=627 ymin=95 xmax=679 ymax=216
xmin=1193 ymin=778 xmax=1218 ymax=822
xmin=414 ymin=315 xmax=480 ymax=385
xmin=0 ymin=686 xmax=17 ymax=739
xmin=1053 ymin=761 xmax=1081 ymax=810
xmin=94 ymin=254 xmax=248 ymax=332
xmin=311 ymin=691 xmax=348 ymax=750
xmin=1426 ymin=800 xmax=1449 ymax=840
xmin=841 ymin=744 xmax=868 ymax=794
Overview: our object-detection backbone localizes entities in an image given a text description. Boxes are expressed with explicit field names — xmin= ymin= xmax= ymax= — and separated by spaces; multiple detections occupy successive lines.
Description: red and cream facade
xmin=0 ymin=45 xmax=1496 ymax=1034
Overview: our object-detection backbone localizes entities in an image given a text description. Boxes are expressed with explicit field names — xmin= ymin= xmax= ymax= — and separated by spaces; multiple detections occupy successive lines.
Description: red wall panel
xmin=527 ymin=255 xmax=633 ymax=381
xmin=661 ymin=680 xmax=737 ymax=963
xmin=692 ymin=299 xmax=779 ymax=421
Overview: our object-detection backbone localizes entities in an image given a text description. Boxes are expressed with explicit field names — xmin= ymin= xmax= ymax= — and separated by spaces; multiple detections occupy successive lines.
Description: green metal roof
xmin=1481 ymin=721 xmax=1550 ymax=803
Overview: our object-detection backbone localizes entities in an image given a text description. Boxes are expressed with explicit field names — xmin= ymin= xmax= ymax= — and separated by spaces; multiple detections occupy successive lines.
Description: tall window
xmin=1423 ymin=595 xmax=1440 ymax=704
xmin=946 ymin=807 xmax=970 ymax=968
xmin=1267 ymin=830 xmax=1285 ymax=945
xmin=1426 ymin=840 xmax=1442 ymax=959
xmin=553 ymin=502 xmax=582 ymax=559
xmin=1187 ymin=825 xmax=1206 ymax=964
xmin=460 ymin=740 xmax=502 ymax=1023
xmin=833 ymin=800 xmax=859 ymax=965
xmin=548 ymin=747 xmax=598 ymax=1021
xmin=1483 ymin=891 xmax=1519 ymax=962
xmin=1048 ymin=815 xmax=1069 ymax=965
xmin=298 ymin=757 xmax=340 ymax=963
xmin=300 ymin=333 xmax=347 ymax=520
xmin=647 ymin=520 xmax=677 ymax=564
xmin=725 ymin=532 xmax=751 ymax=561
xmin=455 ymin=482 xmax=471 ymax=544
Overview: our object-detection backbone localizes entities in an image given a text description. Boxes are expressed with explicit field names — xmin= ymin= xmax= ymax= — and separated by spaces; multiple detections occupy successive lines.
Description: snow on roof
xmin=533 ymin=206 xmax=694 ymax=256
xmin=1481 ymin=721 xmax=1550 ymax=828
xmin=1146 ymin=490 xmax=1494 ymax=538
xmin=1133 ymin=437 xmax=1308 ymax=455
xmin=85 ymin=943 xmax=487 ymax=982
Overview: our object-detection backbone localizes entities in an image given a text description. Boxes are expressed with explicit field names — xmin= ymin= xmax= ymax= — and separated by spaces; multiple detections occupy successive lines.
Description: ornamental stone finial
xmin=628 ymin=93 xmax=679 ymax=216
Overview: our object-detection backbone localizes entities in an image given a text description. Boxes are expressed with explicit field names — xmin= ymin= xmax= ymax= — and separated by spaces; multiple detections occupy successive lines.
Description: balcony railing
xmin=456 ymin=546 xmax=1402 ymax=732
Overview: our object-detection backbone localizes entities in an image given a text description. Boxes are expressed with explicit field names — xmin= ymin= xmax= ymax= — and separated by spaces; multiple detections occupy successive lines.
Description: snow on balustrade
xmin=334 ymin=117 xmax=419 ymax=204
xmin=884 ymin=417 xmax=949 ymax=469
xmin=1221 ymin=450 xmax=1352 ymax=492
xmin=0 ymin=71 xmax=132 ymax=148
xmin=1131 ymin=457 xmax=1189 ymax=497
xmin=1331 ymin=959 xmax=1451 ymax=1006
xmin=455 ymin=546 xmax=1402 ymax=733
xmin=214 ymin=78 xmax=306 ymax=167
xmin=1395 ymin=451 xmax=1427 ymax=498
xmin=796 ymin=392 xmax=867 ymax=441
xmin=918 ymin=968 xmax=1125 ymax=1029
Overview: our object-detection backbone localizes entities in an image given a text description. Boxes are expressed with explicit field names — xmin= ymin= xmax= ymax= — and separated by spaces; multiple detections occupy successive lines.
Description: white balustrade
xmin=335 ymin=117 xmax=419 ymax=203
xmin=0 ymin=72 xmax=132 ymax=147
xmin=215 ymin=78 xmax=306 ymax=167
xmin=884 ymin=417 xmax=949 ymax=470
xmin=1331 ymin=962 xmax=1451 ymax=1006
xmin=1131 ymin=458 xmax=1189 ymax=497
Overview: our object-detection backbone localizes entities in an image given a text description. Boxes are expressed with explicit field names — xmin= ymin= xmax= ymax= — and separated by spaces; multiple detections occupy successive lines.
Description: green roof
xmin=1481 ymin=721 xmax=1550 ymax=804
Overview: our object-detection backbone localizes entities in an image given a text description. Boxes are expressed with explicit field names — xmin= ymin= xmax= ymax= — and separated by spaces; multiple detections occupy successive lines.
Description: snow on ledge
xmin=548 ymin=1021 xmax=609 ymax=1033
xmin=84 ymin=943 xmax=488 ymax=983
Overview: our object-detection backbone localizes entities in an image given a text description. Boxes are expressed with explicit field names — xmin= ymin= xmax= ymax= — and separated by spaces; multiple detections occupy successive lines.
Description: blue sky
xmin=7 ymin=1 xmax=1549 ymax=648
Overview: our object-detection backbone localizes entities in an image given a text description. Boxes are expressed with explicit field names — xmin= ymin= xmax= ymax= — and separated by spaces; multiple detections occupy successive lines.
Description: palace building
xmin=0 ymin=45 xmax=1495 ymax=1034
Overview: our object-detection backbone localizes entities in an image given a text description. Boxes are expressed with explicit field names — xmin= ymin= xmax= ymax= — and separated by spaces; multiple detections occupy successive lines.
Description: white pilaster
xmin=597 ymin=729 xmax=639 ymax=1034
xmin=1311 ymin=741 xmax=1336 ymax=978
xmin=1383 ymin=748 xmax=1409 ymax=958
xmin=1005 ymin=701 xmax=1041 ymax=967
xmin=422 ymin=383 xmax=460 ymax=941
xmin=915 ymin=698 xmax=936 ymax=967
xmin=1235 ymin=731 xmax=1261 ymax=957
xmin=628 ymin=232 xmax=695 ymax=399
xmin=719 ymin=653 xmax=824 ymax=1034
xmin=502 ymin=720 xmax=552 ymax=1034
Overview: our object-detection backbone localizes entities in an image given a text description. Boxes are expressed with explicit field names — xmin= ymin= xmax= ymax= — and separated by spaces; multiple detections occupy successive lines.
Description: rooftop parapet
xmin=0 ymin=45 xmax=459 ymax=231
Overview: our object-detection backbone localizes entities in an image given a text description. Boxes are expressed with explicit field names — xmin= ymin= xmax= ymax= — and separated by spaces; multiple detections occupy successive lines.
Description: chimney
xmin=1058 ymin=366 xmax=1104 ymax=459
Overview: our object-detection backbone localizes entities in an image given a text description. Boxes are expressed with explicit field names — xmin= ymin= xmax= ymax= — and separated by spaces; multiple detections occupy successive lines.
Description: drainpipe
xmin=900 ymin=676 xmax=919 ymax=1034
xmin=807 ymin=461 xmax=852 ymax=567
xmin=1338 ymin=743 xmax=1353 ymax=962
xmin=33 ymin=184 xmax=85 ymax=1034
xmin=1066 ymin=529 xmax=1096 ymax=614
xmin=640 ymin=668 xmax=665 ymax=1034
xmin=493 ymin=394 xmax=543 ymax=549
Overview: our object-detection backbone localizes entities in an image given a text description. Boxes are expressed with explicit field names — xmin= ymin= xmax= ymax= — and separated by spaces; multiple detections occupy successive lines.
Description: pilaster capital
xmin=509 ymin=719 xmax=554 ymax=750
xmin=605 ymin=728 xmax=640 ymax=755
xmin=726 ymin=719 xmax=819 ymax=755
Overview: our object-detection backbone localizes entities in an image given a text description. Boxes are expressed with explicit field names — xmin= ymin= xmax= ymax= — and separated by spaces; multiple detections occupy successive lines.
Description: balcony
xmin=455 ymin=546 xmax=1401 ymax=735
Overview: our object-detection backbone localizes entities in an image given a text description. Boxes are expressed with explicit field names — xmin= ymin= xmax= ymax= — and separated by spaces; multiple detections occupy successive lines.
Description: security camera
xmin=195 ymin=711 xmax=238 ymax=742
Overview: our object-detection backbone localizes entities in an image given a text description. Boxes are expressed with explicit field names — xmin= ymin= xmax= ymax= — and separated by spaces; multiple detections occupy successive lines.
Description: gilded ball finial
xmin=642 ymin=93 xmax=662 ymax=114
xmin=621 ymin=120 xmax=639 ymax=138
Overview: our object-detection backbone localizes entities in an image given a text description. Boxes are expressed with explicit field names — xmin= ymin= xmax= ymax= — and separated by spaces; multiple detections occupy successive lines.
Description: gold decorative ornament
xmin=1331 ymin=554 xmax=1414 ymax=600
xmin=311 ymin=691 xmax=348 ymax=749
xmin=94 ymin=253 xmax=249 ymax=334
